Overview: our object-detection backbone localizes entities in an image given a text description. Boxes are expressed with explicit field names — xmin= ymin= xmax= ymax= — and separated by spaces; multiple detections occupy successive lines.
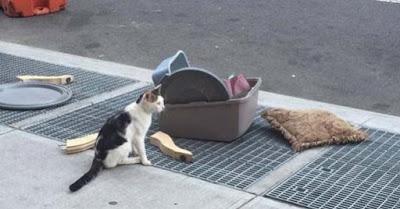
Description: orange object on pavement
xmin=0 ymin=0 xmax=67 ymax=17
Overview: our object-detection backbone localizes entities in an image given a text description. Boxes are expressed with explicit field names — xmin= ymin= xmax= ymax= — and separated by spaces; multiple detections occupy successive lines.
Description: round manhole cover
xmin=0 ymin=82 xmax=73 ymax=110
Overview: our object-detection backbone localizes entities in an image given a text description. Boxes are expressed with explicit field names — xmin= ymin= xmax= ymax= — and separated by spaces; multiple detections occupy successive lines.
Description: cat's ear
xmin=151 ymin=85 xmax=161 ymax=96
xmin=136 ymin=93 xmax=144 ymax=104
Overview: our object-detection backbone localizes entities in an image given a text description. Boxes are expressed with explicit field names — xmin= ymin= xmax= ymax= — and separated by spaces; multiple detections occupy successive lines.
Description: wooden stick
xmin=149 ymin=131 xmax=193 ymax=163
xmin=17 ymin=75 xmax=74 ymax=85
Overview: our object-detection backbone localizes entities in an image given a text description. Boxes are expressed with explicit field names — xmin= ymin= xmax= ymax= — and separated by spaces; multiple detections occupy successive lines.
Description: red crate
xmin=0 ymin=0 xmax=67 ymax=17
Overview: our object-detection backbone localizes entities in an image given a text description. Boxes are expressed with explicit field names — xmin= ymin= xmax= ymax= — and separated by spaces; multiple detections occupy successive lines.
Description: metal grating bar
xmin=265 ymin=128 xmax=400 ymax=209
xmin=25 ymin=85 xmax=153 ymax=141
xmin=25 ymin=91 xmax=297 ymax=190
xmin=0 ymin=53 xmax=137 ymax=124
xmin=145 ymin=109 xmax=296 ymax=190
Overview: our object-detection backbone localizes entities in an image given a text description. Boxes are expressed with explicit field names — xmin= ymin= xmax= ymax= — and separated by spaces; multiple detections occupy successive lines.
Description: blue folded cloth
xmin=152 ymin=50 xmax=189 ymax=85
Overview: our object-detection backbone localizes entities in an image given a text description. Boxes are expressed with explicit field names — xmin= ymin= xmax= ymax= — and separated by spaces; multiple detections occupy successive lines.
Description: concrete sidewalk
xmin=1 ymin=42 xmax=400 ymax=209
xmin=0 ymin=129 xmax=253 ymax=209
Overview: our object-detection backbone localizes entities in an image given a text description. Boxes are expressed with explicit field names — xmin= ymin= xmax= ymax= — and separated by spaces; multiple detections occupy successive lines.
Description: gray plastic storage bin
xmin=159 ymin=78 xmax=262 ymax=142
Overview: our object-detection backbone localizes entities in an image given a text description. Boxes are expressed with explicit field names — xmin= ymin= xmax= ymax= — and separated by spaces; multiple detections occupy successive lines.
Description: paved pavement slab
xmin=0 ymin=130 xmax=254 ymax=209
xmin=363 ymin=116 xmax=400 ymax=134
xmin=0 ymin=125 xmax=12 ymax=135
xmin=240 ymin=197 xmax=302 ymax=209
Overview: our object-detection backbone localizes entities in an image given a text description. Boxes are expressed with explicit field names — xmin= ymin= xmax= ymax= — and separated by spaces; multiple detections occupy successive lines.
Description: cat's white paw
xmin=141 ymin=159 xmax=152 ymax=166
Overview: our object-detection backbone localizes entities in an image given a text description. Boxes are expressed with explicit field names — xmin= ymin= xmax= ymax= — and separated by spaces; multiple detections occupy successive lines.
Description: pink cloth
xmin=224 ymin=74 xmax=251 ymax=98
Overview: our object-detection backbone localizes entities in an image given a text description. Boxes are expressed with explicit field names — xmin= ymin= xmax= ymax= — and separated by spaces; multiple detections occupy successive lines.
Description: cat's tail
xmin=69 ymin=158 xmax=103 ymax=192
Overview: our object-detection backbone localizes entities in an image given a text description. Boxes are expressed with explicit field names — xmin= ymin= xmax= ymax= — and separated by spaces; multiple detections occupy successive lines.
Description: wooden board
xmin=17 ymin=75 xmax=74 ymax=85
xmin=149 ymin=131 xmax=193 ymax=163
xmin=62 ymin=133 xmax=97 ymax=154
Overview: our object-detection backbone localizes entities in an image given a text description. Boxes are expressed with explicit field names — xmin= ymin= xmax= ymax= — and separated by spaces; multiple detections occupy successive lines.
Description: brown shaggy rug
xmin=262 ymin=108 xmax=368 ymax=152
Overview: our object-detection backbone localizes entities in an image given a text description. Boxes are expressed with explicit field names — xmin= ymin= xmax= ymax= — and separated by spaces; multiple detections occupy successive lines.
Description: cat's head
xmin=136 ymin=86 xmax=165 ymax=113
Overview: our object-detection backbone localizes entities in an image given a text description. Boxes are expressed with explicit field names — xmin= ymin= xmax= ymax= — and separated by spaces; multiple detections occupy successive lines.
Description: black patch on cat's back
xmin=95 ymin=111 xmax=132 ymax=160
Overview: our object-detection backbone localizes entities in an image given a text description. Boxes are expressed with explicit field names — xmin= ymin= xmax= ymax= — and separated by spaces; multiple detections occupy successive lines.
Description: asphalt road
xmin=1 ymin=0 xmax=399 ymax=115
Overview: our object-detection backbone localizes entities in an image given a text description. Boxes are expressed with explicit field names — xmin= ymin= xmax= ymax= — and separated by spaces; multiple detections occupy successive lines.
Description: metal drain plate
xmin=0 ymin=82 xmax=72 ymax=110
xmin=25 ymin=90 xmax=297 ymax=190
xmin=0 ymin=53 xmax=136 ymax=124
xmin=266 ymin=128 xmax=400 ymax=209
xmin=147 ymin=112 xmax=296 ymax=189
xmin=25 ymin=85 xmax=152 ymax=141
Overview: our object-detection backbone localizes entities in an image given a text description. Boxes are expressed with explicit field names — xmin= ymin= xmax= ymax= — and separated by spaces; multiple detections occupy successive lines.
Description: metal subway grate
xmin=0 ymin=53 xmax=137 ymax=124
xmin=265 ymin=128 xmax=400 ymax=209
xmin=25 ymin=91 xmax=297 ymax=190
xmin=146 ymin=111 xmax=296 ymax=189
xmin=25 ymin=85 xmax=153 ymax=141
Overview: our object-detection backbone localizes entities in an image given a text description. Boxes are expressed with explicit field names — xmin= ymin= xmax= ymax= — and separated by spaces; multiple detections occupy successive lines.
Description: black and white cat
xmin=69 ymin=88 xmax=164 ymax=192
